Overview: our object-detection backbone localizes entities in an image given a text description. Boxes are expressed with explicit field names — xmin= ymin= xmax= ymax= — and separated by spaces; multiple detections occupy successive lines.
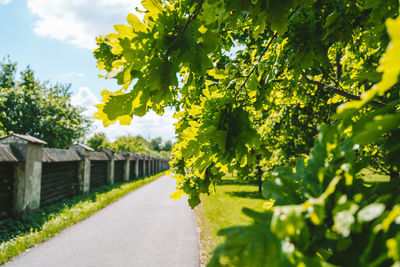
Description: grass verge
xmin=0 ymin=172 xmax=167 ymax=264
xmin=194 ymin=178 xmax=266 ymax=266
xmin=194 ymin=170 xmax=389 ymax=266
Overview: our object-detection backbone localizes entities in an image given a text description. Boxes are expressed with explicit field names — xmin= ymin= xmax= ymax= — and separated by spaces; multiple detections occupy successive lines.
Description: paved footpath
xmin=4 ymin=176 xmax=199 ymax=267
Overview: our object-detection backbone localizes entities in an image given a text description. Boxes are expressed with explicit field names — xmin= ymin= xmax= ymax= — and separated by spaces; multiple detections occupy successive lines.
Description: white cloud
xmin=0 ymin=0 xmax=12 ymax=4
xmin=27 ymin=0 xmax=141 ymax=49
xmin=56 ymin=72 xmax=84 ymax=81
xmin=71 ymin=86 xmax=177 ymax=141
xmin=71 ymin=86 xmax=99 ymax=116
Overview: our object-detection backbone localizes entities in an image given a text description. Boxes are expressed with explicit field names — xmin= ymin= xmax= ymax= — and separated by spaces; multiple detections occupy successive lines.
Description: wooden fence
xmin=0 ymin=134 xmax=170 ymax=222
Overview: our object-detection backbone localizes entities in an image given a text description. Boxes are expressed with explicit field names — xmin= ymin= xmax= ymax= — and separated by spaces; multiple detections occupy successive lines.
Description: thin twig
xmin=165 ymin=0 xmax=205 ymax=57
xmin=324 ymin=71 xmax=342 ymax=89
xmin=234 ymin=33 xmax=277 ymax=98
xmin=219 ymin=25 xmax=252 ymax=34
xmin=234 ymin=6 xmax=299 ymax=98
xmin=306 ymin=79 xmax=386 ymax=108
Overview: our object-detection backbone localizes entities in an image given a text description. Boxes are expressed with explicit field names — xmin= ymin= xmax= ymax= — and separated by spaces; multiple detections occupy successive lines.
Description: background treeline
xmin=0 ymin=58 xmax=173 ymax=158
xmin=86 ymin=133 xmax=173 ymax=159
xmin=0 ymin=57 xmax=90 ymax=148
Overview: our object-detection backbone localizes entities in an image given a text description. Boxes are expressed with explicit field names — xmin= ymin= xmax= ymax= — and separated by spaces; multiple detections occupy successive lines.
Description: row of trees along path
xmin=93 ymin=0 xmax=400 ymax=266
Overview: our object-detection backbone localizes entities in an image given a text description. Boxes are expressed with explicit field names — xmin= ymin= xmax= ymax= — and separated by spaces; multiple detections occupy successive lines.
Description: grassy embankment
xmin=0 ymin=171 xmax=167 ymax=264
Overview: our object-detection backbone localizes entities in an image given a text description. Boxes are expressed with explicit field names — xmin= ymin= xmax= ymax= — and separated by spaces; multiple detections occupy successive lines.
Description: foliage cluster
xmin=149 ymin=136 xmax=173 ymax=152
xmin=0 ymin=58 xmax=91 ymax=148
xmin=94 ymin=0 xmax=400 ymax=266
xmin=0 ymin=172 xmax=166 ymax=264
xmin=86 ymin=132 xmax=172 ymax=158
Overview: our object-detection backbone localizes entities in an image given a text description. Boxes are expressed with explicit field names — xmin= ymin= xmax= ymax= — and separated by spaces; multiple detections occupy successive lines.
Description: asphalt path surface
xmin=4 ymin=175 xmax=199 ymax=267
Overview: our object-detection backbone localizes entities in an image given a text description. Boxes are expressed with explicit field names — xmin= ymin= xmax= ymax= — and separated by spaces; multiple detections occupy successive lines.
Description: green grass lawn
xmin=194 ymin=178 xmax=266 ymax=266
xmin=194 ymin=169 xmax=390 ymax=266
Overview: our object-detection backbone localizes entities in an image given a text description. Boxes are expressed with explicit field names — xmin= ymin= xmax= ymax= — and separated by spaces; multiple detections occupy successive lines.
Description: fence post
xmin=148 ymin=158 xmax=151 ymax=175
xmin=135 ymin=156 xmax=139 ymax=178
xmin=70 ymin=144 xmax=93 ymax=194
xmin=123 ymin=153 xmax=130 ymax=182
xmin=142 ymin=156 xmax=147 ymax=176
xmin=147 ymin=156 xmax=151 ymax=176
xmin=0 ymin=134 xmax=45 ymax=215
xmin=148 ymin=156 xmax=151 ymax=175
xmin=102 ymin=148 xmax=115 ymax=185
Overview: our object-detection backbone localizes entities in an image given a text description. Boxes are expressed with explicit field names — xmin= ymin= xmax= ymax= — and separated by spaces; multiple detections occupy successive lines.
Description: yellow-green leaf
xmin=114 ymin=24 xmax=133 ymax=37
xmin=170 ymin=190 xmax=184 ymax=201
xmin=208 ymin=69 xmax=228 ymax=80
xmin=142 ymin=0 xmax=163 ymax=21
xmin=127 ymin=13 xmax=146 ymax=32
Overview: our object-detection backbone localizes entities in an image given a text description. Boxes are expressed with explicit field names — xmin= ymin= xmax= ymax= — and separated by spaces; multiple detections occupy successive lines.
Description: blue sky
xmin=0 ymin=0 xmax=176 ymax=142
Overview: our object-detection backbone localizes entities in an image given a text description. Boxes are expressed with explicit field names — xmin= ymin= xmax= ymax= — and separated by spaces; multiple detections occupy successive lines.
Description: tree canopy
xmin=86 ymin=133 xmax=172 ymax=158
xmin=0 ymin=58 xmax=91 ymax=148
xmin=94 ymin=0 xmax=400 ymax=265
xmin=86 ymin=132 xmax=108 ymax=150
xmin=150 ymin=136 xmax=174 ymax=152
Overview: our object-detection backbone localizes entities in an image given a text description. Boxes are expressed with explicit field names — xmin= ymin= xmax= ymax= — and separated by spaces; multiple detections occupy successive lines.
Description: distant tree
xmin=161 ymin=140 xmax=173 ymax=151
xmin=110 ymin=135 xmax=150 ymax=154
xmin=0 ymin=57 xmax=16 ymax=88
xmin=150 ymin=137 xmax=162 ymax=152
xmin=0 ymin=58 xmax=91 ymax=148
xmin=158 ymin=150 xmax=171 ymax=159
xmin=87 ymin=132 xmax=109 ymax=150
xmin=98 ymin=134 xmax=171 ymax=159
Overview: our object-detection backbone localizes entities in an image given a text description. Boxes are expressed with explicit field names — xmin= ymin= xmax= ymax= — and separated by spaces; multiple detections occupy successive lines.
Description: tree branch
xmin=234 ymin=7 xmax=299 ymax=98
xmin=234 ymin=33 xmax=277 ymax=98
xmin=306 ymin=79 xmax=386 ymax=108
xmin=165 ymin=0 xmax=205 ymax=57
xmin=335 ymin=50 xmax=342 ymax=80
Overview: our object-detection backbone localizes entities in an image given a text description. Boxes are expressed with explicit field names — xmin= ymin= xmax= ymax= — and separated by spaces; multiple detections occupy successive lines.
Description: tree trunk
xmin=257 ymin=164 xmax=262 ymax=194
xmin=390 ymin=170 xmax=399 ymax=181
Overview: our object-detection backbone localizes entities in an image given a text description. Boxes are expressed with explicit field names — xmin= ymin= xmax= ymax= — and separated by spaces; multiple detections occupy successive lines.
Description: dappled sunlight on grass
xmin=194 ymin=179 xmax=266 ymax=266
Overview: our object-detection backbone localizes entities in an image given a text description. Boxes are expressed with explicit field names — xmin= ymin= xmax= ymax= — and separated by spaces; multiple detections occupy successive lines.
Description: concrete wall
xmin=107 ymin=158 xmax=115 ymax=185
xmin=77 ymin=151 xmax=91 ymax=194
xmin=0 ymin=135 xmax=169 ymax=219
xmin=124 ymin=158 xmax=130 ymax=182
xmin=7 ymin=142 xmax=43 ymax=215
